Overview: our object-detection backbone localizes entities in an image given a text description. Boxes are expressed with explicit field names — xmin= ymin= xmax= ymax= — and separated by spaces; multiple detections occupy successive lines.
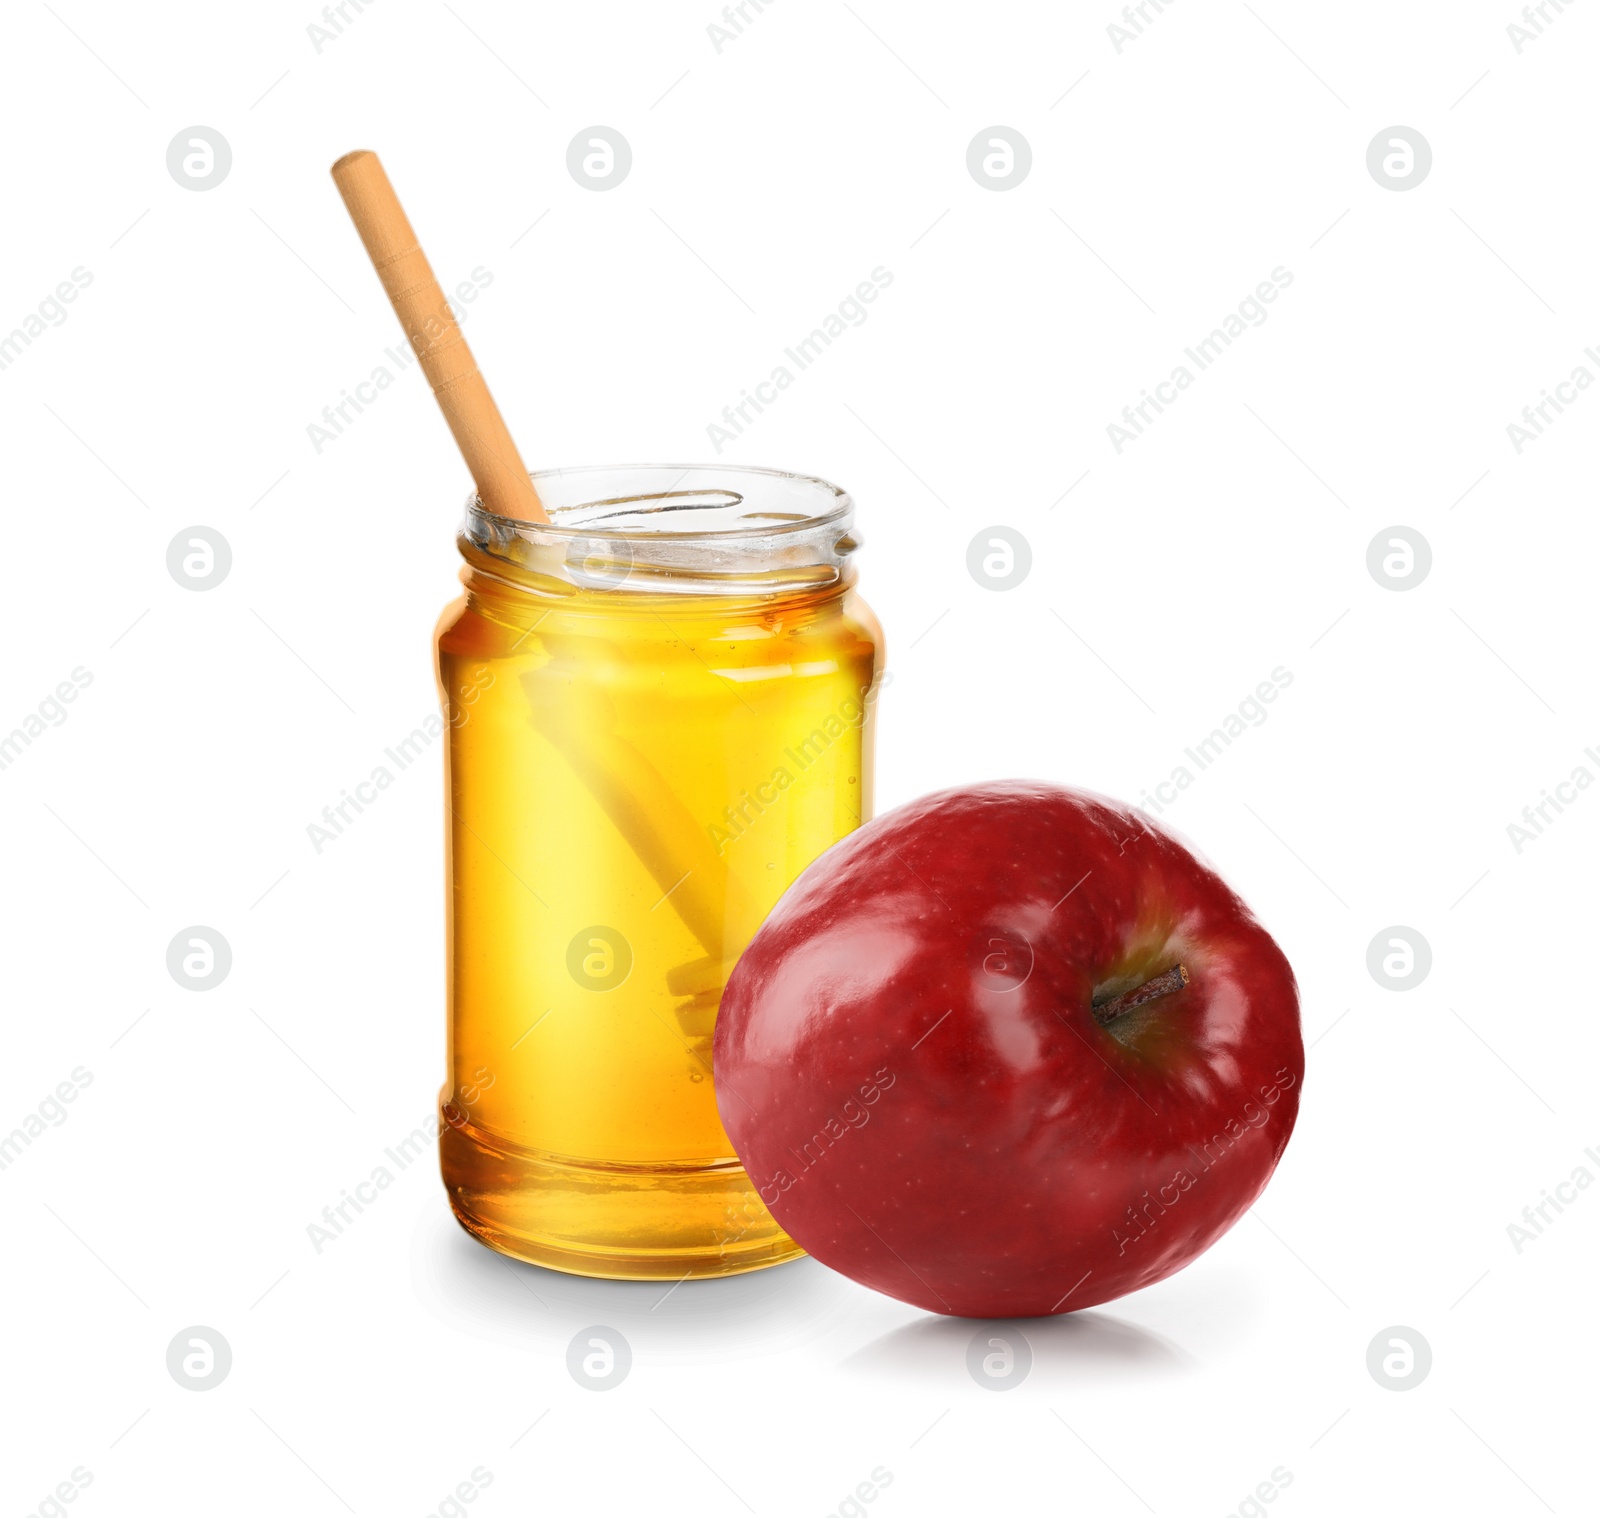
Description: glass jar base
xmin=440 ymin=1110 xmax=805 ymax=1281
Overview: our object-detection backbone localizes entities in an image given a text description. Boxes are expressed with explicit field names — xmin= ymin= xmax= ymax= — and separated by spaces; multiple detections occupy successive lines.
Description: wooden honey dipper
xmin=330 ymin=149 xmax=548 ymax=524
xmin=332 ymin=149 xmax=754 ymax=1057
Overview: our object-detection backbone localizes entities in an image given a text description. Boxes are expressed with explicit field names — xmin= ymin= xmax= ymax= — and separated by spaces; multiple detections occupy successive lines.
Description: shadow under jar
xmin=435 ymin=464 xmax=883 ymax=1279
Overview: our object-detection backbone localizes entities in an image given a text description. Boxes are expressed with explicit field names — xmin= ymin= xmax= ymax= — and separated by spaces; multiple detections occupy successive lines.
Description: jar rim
xmin=460 ymin=463 xmax=860 ymax=598
xmin=468 ymin=462 xmax=854 ymax=542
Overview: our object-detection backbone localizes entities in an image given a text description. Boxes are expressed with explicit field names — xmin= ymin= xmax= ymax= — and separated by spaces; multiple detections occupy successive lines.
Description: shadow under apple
xmin=841 ymin=1307 xmax=1198 ymax=1386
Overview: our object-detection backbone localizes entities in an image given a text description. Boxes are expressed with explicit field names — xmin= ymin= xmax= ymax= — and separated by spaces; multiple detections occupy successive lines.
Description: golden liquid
xmin=436 ymin=557 xmax=880 ymax=1277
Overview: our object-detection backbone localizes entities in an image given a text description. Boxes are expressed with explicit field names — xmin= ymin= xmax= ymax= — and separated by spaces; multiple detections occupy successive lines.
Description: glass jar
xmin=435 ymin=464 xmax=883 ymax=1279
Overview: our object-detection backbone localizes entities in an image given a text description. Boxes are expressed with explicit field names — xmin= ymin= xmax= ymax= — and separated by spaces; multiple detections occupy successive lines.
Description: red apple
xmin=714 ymin=781 xmax=1303 ymax=1318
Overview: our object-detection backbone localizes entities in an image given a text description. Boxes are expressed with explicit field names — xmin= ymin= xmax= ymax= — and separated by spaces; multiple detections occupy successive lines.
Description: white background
xmin=1 ymin=1 xmax=1595 ymax=1514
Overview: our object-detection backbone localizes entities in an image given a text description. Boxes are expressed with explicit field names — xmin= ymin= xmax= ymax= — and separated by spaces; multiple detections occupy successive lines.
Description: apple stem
xmin=1092 ymin=963 xmax=1190 ymax=1026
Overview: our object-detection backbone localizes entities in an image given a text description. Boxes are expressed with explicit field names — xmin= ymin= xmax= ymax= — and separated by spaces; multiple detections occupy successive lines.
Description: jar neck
xmin=457 ymin=543 xmax=856 ymax=625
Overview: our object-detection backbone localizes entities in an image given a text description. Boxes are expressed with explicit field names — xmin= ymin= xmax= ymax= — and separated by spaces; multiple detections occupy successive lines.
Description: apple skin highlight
xmin=714 ymin=780 xmax=1304 ymax=1319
